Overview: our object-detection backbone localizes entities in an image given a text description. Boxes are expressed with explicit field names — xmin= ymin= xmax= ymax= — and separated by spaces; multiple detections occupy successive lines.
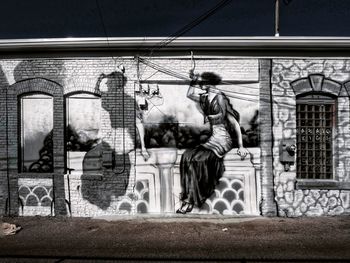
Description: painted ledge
xmin=2 ymin=37 xmax=350 ymax=52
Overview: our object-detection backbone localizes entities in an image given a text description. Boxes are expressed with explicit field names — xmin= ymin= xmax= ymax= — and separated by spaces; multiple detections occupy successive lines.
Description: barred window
xmin=296 ymin=94 xmax=335 ymax=180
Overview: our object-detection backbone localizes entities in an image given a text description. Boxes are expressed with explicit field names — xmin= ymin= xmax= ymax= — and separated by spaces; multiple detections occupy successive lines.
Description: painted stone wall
xmin=272 ymin=59 xmax=350 ymax=216
xmin=0 ymin=57 xmax=263 ymax=217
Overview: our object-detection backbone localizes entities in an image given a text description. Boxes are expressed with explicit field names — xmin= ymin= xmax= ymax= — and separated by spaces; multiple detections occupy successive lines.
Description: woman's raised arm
xmin=186 ymin=85 xmax=200 ymax=102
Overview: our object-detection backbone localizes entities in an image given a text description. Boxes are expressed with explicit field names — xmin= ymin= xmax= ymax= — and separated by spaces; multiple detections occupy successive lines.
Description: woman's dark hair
xmin=200 ymin=72 xmax=222 ymax=85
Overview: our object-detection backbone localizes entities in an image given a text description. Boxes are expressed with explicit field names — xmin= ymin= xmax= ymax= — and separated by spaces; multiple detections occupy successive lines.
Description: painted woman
xmin=177 ymin=71 xmax=248 ymax=214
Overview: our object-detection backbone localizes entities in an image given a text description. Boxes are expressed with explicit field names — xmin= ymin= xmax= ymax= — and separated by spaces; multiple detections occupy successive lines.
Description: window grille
xmin=296 ymin=96 xmax=335 ymax=180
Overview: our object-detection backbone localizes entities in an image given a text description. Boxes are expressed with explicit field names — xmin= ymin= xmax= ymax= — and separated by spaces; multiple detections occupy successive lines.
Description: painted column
xmin=153 ymin=148 xmax=178 ymax=213
xmin=159 ymin=164 xmax=174 ymax=213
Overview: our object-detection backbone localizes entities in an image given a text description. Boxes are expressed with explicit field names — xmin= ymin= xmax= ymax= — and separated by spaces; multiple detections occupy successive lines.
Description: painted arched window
xmin=290 ymin=74 xmax=348 ymax=187
xmin=296 ymin=93 xmax=336 ymax=180
xmin=19 ymin=93 xmax=54 ymax=173
xmin=65 ymin=93 xmax=102 ymax=175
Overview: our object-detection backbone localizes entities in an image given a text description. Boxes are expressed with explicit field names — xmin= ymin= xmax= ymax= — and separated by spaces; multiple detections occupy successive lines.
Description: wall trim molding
xmin=2 ymin=37 xmax=350 ymax=53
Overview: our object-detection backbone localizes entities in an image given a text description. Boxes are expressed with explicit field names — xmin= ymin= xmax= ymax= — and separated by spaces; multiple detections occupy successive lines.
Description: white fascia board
xmin=1 ymin=37 xmax=350 ymax=52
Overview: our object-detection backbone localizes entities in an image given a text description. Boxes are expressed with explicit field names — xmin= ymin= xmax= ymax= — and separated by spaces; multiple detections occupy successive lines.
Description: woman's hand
xmin=141 ymin=148 xmax=150 ymax=161
xmin=237 ymin=147 xmax=248 ymax=160
xmin=189 ymin=69 xmax=199 ymax=83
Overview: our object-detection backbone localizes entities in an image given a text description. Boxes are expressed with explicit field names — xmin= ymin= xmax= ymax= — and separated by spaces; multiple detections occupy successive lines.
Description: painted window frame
xmin=18 ymin=92 xmax=54 ymax=173
xmin=7 ymin=78 xmax=65 ymax=177
xmin=296 ymin=93 xmax=336 ymax=181
xmin=64 ymin=91 xmax=102 ymax=177
xmin=291 ymin=74 xmax=350 ymax=190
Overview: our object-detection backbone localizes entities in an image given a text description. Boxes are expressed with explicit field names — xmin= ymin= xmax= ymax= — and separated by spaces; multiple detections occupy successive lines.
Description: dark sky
xmin=0 ymin=0 xmax=349 ymax=39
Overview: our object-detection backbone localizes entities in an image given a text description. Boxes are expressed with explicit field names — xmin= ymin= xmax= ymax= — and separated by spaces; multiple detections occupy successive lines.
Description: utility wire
xmin=141 ymin=60 xmax=260 ymax=89
xmin=139 ymin=57 xmax=259 ymax=87
xmin=95 ymin=0 xmax=109 ymax=48
xmin=95 ymin=0 xmax=133 ymax=71
xmin=139 ymin=57 xmax=260 ymax=102
xmin=138 ymin=0 xmax=233 ymax=77
xmin=283 ymin=0 xmax=293 ymax=5
xmin=146 ymin=0 xmax=232 ymax=55
xmin=95 ymin=0 xmax=235 ymax=81
xmin=94 ymin=1 xmax=262 ymax=136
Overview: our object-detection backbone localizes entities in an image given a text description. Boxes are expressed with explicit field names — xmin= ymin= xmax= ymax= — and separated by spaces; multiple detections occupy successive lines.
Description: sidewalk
xmin=0 ymin=215 xmax=349 ymax=262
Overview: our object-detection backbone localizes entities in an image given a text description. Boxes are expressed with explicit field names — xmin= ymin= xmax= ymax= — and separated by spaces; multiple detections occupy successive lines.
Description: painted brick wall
xmin=0 ymin=64 xmax=10 ymax=215
xmin=0 ymin=57 xmax=262 ymax=217
xmin=0 ymin=58 xmax=137 ymax=216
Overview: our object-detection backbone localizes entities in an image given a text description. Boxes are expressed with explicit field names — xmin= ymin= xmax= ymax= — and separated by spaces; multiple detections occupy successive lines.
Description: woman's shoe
xmin=176 ymin=202 xmax=194 ymax=214
xmin=176 ymin=208 xmax=186 ymax=214
xmin=176 ymin=202 xmax=189 ymax=214
xmin=186 ymin=203 xmax=194 ymax=213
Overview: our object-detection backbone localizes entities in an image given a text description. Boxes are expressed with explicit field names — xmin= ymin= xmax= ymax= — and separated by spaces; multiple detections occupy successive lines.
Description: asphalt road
xmin=0 ymin=215 xmax=349 ymax=262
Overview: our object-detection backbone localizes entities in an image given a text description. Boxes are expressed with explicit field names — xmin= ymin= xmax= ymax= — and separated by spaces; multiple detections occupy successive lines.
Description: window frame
xmin=295 ymin=93 xmax=337 ymax=187
xmin=7 ymin=78 xmax=65 ymax=179
xmin=291 ymin=74 xmax=350 ymax=190
xmin=64 ymin=91 xmax=103 ymax=179
xmin=18 ymin=92 xmax=54 ymax=174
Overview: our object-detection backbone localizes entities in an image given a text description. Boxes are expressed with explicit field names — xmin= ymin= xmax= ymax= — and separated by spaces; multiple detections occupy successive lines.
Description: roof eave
xmin=1 ymin=37 xmax=350 ymax=52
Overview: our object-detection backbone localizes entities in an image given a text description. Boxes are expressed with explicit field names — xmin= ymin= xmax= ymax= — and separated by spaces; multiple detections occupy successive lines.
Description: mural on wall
xmin=1 ymin=57 xmax=350 ymax=218
xmin=135 ymin=81 xmax=164 ymax=161
xmin=65 ymin=69 xmax=164 ymax=213
xmin=177 ymin=71 xmax=249 ymax=213
xmin=79 ymin=71 xmax=133 ymax=211
xmin=137 ymin=82 xmax=260 ymax=150
xmin=1 ymin=58 xmax=261 ymax=217
xmin=135 ymin=66 xmax=260 ymax=215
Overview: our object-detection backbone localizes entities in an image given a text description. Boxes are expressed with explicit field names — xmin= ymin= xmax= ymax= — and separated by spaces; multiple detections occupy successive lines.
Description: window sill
xmin=296 ymin=180 xmax=350 ymax=190
xmin=80 ymin=174 xmax=103 ymax=181
xmin=18 ymin=173 xmax=54 ymax=179
xmin=65 ymin=173 xmax=103 ymax=181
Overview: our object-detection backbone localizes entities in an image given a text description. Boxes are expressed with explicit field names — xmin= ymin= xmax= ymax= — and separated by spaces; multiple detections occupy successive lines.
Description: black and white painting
xmin=135 ymin=68 xmax=260 ymax=214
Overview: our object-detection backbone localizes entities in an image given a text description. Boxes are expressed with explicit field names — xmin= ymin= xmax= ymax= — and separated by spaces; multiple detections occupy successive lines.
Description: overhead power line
xmin=139 ymin=57 xmax=260 ymax=103
xmin=139 ymin=57 xmax=258 ymax=87
xmin=95 ymin=0 xmax=109 ymax=47
xmin=95 ymin=1 xmax=262 ymax=104
xmin=145 ymin=0 xmax=233 ymax=55
xmin=95 ymin=0 xmax=232 ymax=57
xmin=95 ymin=0 xmax=234 ymax=74
xmin=138 ymin=0 xmax=233 ymax=78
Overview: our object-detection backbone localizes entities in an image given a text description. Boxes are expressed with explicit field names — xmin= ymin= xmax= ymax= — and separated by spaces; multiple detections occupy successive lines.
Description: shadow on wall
xmin=12 ymin=60 xmax=68 ymax=216
xmin=81 ymin=71 xmax=134 ymax=211
xmin=14 ymin=59 xmax=66 ymax=174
